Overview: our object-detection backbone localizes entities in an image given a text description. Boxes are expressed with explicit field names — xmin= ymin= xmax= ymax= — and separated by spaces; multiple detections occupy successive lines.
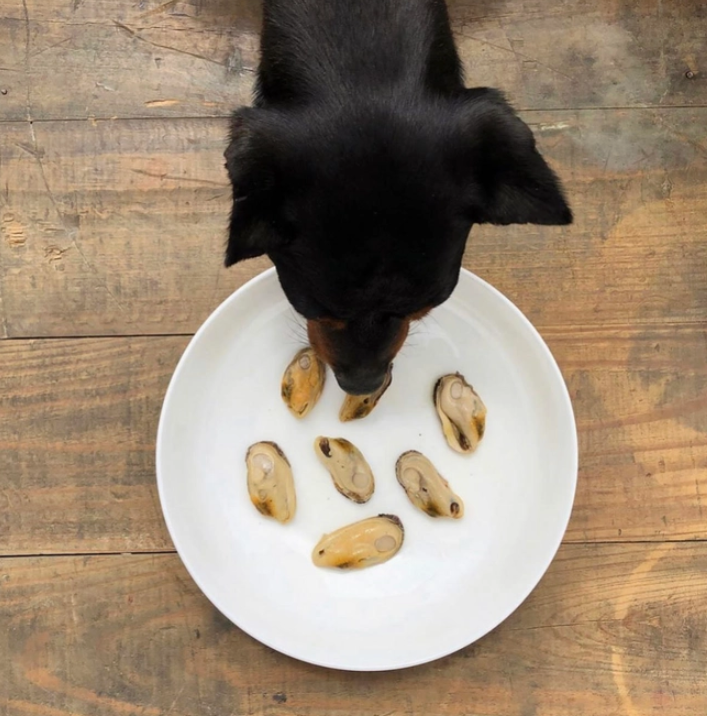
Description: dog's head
xmin=224 ymin=89 xmax=571 ymax=394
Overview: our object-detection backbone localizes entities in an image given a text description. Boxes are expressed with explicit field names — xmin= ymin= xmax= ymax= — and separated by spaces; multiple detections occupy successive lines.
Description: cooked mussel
xmin=395 ymin=450 xmax=464 ymax=519
xmin=434 ymin=373 xmax=486 ymax=454
xmin=281 ymin=347 xmax=326 ymax=419
xmin=314 ymin=436 xmax=375 ymax=503
xmin=312 ymin=514 xmax=404 ymax=570
xmin=245 ymin=441 xmax=296 ymax=523
xmin=339 ymin=366 xmax=393 ymax=422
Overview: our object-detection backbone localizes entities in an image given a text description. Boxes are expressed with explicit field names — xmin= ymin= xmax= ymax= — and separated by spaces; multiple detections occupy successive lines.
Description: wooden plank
xmin=548 ymin=326 xmax=707 ymax=542
xmin=0 ymin=0 xmax=704 ymax=122
xmin=0 ymin=0 xmax=260 ymax=122
xmin=1 ymin=107 xmax=706 ymax=337
xmin=450 ymin=0 xmax=706 ymax=111
xmin=0 ymin=337 xmax=186 ymax=554
xmin=1 ymin=326 xmax=706 ymax=554
xmin=0 ymin=116 xmax=271 ymax=337
xmin=1 ymin=544 xmax=706 ymax=715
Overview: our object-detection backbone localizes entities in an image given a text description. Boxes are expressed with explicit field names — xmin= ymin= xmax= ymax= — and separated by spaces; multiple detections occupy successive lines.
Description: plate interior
xmin=157 ymin=268 xmax=577 ymax=671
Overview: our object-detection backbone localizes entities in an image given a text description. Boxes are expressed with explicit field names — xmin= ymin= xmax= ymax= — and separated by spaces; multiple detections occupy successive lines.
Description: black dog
xmin=224 ymin=0 xmax=571 ymax=395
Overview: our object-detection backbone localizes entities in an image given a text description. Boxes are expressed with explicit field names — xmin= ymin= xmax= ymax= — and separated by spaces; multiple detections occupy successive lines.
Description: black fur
xmin=224 ymin=0 xmax=571 ymax=394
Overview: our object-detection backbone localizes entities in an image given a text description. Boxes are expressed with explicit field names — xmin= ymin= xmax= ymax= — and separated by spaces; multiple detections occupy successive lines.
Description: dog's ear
xmin=452 ymin=88 xmax=572 ymax=226
xmin=223 ymin=109 xmax=285 ymax=266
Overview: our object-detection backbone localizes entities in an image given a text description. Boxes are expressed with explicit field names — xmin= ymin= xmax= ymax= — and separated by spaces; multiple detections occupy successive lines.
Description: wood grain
xmin=1 ymin=107 xmax=706 ymax=337
xmin=1 ymin=326 xmax=706 ymax=554
xmin=548 ymin=326 xmax=707 ymax=542
xmin=1 ymin=544 xmax=706 ymax=715
xmin=2 ymin=0 xmax=707 ymax=709
xmin=0 ymin=0 xmax=260 ymax=122
xmin=0 ymin=337 xmax=186 ymax=554
xmin=0 ymin=116 xmax=270 ymax=337
xmin=449 ymin=0 xmax=707 ymax=111
xmin=0 ymin=0 xmax=704 ymax=123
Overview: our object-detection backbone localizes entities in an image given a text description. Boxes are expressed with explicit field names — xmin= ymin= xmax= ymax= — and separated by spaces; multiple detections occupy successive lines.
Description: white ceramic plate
xmin=156 ymin=267 xmax=577 ymax=671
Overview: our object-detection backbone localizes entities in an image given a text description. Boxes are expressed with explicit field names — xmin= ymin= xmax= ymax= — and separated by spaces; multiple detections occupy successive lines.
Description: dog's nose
xmin=335 ymin=370 xmax=388 ymax=396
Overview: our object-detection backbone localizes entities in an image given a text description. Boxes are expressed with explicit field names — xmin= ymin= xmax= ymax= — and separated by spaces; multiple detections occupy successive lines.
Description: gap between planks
xmin=2 ymin=319 xmax=707 ymax=342
xmin=0 ymin=103 xmax=707 ymax=127
xmin=3 ymin=538 xmax=707 ymax=561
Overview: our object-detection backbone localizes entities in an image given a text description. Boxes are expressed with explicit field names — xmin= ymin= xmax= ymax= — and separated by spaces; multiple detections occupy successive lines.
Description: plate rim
xmin=156 ymin=266 xmax=578 ymax=671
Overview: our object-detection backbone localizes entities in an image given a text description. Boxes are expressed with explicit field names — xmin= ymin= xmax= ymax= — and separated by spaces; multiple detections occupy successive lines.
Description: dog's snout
xmin=335 ymin=368 xmax=388 ymax=396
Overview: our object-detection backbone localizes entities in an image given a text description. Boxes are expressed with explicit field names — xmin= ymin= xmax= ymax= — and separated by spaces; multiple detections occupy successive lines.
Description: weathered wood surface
xmin=1 ymin=107 xmax=706 ymax=337
xmin=2 ymin=0 xmax=707 ymax=711
xmin=0 ymin=0 xmax=260 ymax=122
xmin=2 ymin=326 xmax=706 ymax=555
xmin=0 ymin=0 xmax=704 ymax=123
xmin=0 ymin=116 xmax=268 ymax=338
xmin=553 ymin=325 xmax=707 ymax=542
xmin=0 ymin=336 xmax=183 ymax=555
xmin=1 ymin=544 xmax=706 ymax=716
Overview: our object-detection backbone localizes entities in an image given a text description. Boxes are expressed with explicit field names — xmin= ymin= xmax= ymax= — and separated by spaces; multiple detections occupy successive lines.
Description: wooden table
xmin=1 ymin=1 xmax=706 ymax=714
